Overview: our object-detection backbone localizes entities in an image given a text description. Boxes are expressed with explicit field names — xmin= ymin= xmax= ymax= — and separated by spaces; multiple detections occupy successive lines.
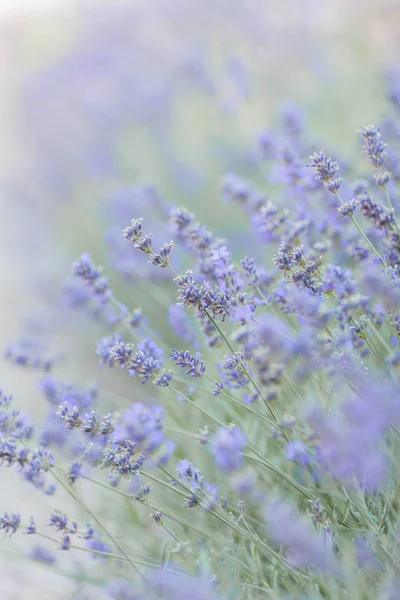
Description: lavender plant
xmin=5 ymin=74 xmax=400 ymax=599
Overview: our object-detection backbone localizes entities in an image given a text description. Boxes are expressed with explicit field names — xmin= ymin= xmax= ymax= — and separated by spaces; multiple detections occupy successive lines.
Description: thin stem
xmin=384 ymin=184 xmax=400 ymax=236
xmin=329 ymin=290 xmax=394 ymax=384
xmin=159 ymin=466 xmax=255 ymax=542
xmin=158 ymin=474 xmax=313 ymax=582
xmin=202 ymin=309 xmax=235 ymax=354
xmin=143 ymin=498 xmax=200 ymax=562
xmin=203 ymin=309 xmax=289 ymax=441
xmin=369 ymin=320 xmax=395 ymax=356
xmin=169 ymin=383 xmax=308 ymax=504
xmin=334 ymin=191 xmax=386 ymax=266
xmin=243 ymin=451 xmax=315 ymax=503
xmin=363 ymin=336 xmax=394 ymax=383
xmin=281 ymin=374 xmax=304 ymax=402
xmin=351 ymin=215 xmax=384 ymax=264
xmin=203 ymin=374 xmax=283 ymax=434
xmin=75 ymin=471 xmax=221 ymax=546
xmin=168 ymin=384 xmax=226 ymax=427
xmin=141 ymin=470 xmax=191 ymax=500
xmin=49 ymin=468 xmax=143 ymax=578
xmin=345 ymin=378 xmax=400 ymax=437
xmin=167 ymin=262 xmax=288 ymax=438
xmin=33 ymin=531 xmax=168 ymax=569
xmin=66 ymin=469 xmax=253 ymax=574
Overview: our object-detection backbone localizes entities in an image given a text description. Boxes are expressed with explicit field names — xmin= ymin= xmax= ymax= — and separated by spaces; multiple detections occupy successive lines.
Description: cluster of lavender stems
xmin=5 ymin=91 xmax=400 ymax=599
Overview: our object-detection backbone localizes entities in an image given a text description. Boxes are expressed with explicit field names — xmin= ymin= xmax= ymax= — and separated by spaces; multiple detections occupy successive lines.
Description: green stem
xmin=141 ymin=470 xmax=191 ymax=500
xmin=33 ymin=531 xmax=171 ymax=570
xmin=384 ymin=184 xmax=400 ymax=236
xmin=203 ymin=374 xmax=283 ymax=434
xmin=168 ymin=384 xmax=226 ymax=427
xmin=335 ymin=191 xmax=385 ymax=265
xmin=75 ymin=471 xmax=221 ymax=546
xmin=169 ymin=383 xmax=309 ymax=505
xmin=350 ymin=215 xmax=386 ymax=267
xmin=243 ymin=451 xmax=315 ymax=503
xmin=203 ymin=309 xmax=289 ymax=441
xmin=49 ymin=468 xmax=143 ymax=578
xmin=144 ymin=499 xmax=200 ymax=562
xmin=66 ymin=469 xmax=253 ymax=575
xmin=159 ymin=466 xmax=255 ymax=542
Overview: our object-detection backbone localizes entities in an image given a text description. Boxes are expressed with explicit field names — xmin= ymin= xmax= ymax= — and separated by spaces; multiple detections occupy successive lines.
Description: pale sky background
xmin=0 ymin=0 xmax=75 ymax=16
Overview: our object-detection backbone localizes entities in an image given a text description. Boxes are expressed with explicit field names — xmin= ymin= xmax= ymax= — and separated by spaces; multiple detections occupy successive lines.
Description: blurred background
xmin=0 ymin=0 xmax=399 ymax=597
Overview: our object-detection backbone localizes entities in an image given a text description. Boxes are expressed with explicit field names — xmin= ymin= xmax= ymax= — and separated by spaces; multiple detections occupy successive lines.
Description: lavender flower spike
xmin=170 ymin=349 xmax=206 ymax=377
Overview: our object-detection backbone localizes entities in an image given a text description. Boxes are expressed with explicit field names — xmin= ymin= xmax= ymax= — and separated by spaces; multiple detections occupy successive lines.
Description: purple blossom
xmin=264 ymin=498 xmax=337 ymax=572
xmin=217 ymin=352 xmax=249 ymax=389
xmin=153 ymin=370 xmax=173 ymax=387
xmin=359 ymin=124 xmax=387 ymax=168
xmin=0 ymin=513 xmax=21 ymax=535
xmin=85 ymin=536 xmax=112 ymax=559
xmin=108 ymin=337 xmax=163 ymax=383
xmin=96 ymin=333 xmax=123 ymax=367
xmin=212 ymin=425 xmax=246 ymax=472
xmin=358 ymin=191 xmax=393 ymax=231
xmin=176 ymin=459 xmax=203 ymax=490
xmin=308 ymin=151 xmax=340 ymax=187
xmin=168 ymin=304 xmax=197 ymax=344
xmin=285 ymin=441 xmax=310 ymax=466
xmin=170 ymin=349 xmax=206 ymax=377
xmin=72 ymin=254 xmax=112 ymax=303
xmin=48 ymin=511 xmax=68 ymax=531
xmin=66 ymin=461 xmax=84 ymax=484
xmin=150 ymin=241 xmax=174 ymax=267
xmin=5 ymin=339 xmax=55 ymax=371
xmin=27 ymin=545 xmax=56 ymax=565
xmin=307 ymin=399 xmax=388 ymax=491
xmin=114 ymin=403 xmax=165 ymax=454
xmin=146 ymin=569 xmax=222 ymax=600
xmin=121 ymin=218 xmax=144 ymax=242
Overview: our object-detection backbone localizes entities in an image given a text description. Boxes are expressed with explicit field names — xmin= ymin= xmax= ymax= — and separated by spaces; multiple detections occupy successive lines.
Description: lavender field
xmin=1 ymin=1 xmax=400 ymax=598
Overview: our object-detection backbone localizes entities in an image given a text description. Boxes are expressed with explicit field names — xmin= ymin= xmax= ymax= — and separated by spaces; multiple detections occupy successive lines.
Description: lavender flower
xmin=107 ymin=338 xmax=163 ymax=383
xmin=168 ymin=304 xmax=197 ymax=344
xmin=56 ymin=403 xmax=82 ymax=429
xmin=307 ymin=151 xmax=340 ymax=190
xmin=218 ymin=352 xmax=249 ymax=389
xmin=122 ymin=218 xmax=144 ymax=242
xmin=285 ymin=440 xmax=310 ymax=466
xmin=146 ymin=569 xmax=221 ymax=600
xmin=72 ymin=254 xmax=111 ymax=303
xmin=150 ymin=241 xmax=174 ymax=267
xmin=48 ymin=511 xmax=68 ymax=531
xmin=5 ymin=339 xmax=55 ymax=371
xmin=212 ymin=425 xmax=246 ymax=472
xmin=273 ymin=241 xmax=304 ymax=271
xmin=0 ymin=513 xmax=21 ymax=535
xmin=176 ymin=459 xmax=203 ymax=489
xmin=359 ymin=124 xmax=387 ymax=168
xmin=114 ymin=403 xmax=165 ymax=454
xmin=96 ymin=333 xmax=123 ymax=367
xmin=134 ymin=233 xmax=153 ymax=254
xmin=264 ymin=498 xmax=336 ymax=572
xmin=337 ymin=199 xmax=357 ymax=217
xmin=175 ymin=270 xmax=237 ymax=321
xmin=170 ymin=349 xmax=206 ymax=377
xmin=66 ymin=461 xmax=83 ymax=484
xmin=153 ymin=370 xmax=173 ymax=387
xmin=358 ymin=191 xmax=393 ymax=231
xmin=27 ymin=545 xmax=56 ymax=565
